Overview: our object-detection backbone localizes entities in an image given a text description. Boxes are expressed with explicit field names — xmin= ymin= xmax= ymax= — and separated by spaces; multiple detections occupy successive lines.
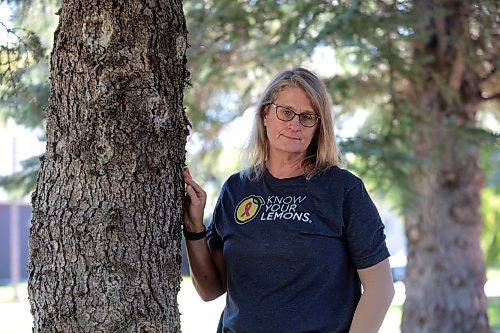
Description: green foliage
xmin=0 ymin=0 xmax=56 ymax=197
xmin=0 ymin=64 xmax=48 ymax=128
xmin=184 ymin=0 xmax=308 ymax=124
xmin=480 ymin=138 xmax=500 ymax=265
xmin=0 ymin=154 xmax=39 ymax=198
xmin=482 ymin=187 xmax=500 ymax=265
xmin=0 ymin=22 xmax=44 ymax=102
xmin=1 ymin=0 xmax=58 ymax=121
xmin=488 ymin=298 xmax=500 ymax=329
xmin=0 ymin=1 xmax=54 ymax=102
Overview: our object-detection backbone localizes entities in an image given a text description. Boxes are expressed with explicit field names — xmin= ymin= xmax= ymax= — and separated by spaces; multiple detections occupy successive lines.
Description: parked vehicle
xmin=391 ymin=266 xmax=406 ymax=283
xmin=389 ymin=250 xmax=407 ymax=283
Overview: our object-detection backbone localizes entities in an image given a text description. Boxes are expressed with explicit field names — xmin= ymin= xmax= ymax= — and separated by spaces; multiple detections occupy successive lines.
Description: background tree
xmin=397 ymin=2 xmax=496 ymax=331
xmin=27 ymin=0 xmax=189 ymax=331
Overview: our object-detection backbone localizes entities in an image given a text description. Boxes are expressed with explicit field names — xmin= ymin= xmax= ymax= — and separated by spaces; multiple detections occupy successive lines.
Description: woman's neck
xmin=266 ymin=153 xmax=309 ymax=179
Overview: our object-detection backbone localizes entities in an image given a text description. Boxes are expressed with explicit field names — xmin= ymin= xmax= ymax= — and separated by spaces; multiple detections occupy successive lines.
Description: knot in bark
xmin=82 ymin=13 xmax=113 ymax=56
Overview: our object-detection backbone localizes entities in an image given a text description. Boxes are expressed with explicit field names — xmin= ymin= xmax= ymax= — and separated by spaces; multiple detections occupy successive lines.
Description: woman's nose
xmin=287 ymin=116 xmax=301 ymax=130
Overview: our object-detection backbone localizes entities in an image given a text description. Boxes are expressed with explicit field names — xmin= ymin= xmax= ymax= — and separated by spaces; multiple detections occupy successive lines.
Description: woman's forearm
xmin=185 ymin=239 xmax=226 ymax=302
xmin=182 ymin=168 xmax=226 ymax=301
xmin=349 ymin=259 xmax=395 ymax=333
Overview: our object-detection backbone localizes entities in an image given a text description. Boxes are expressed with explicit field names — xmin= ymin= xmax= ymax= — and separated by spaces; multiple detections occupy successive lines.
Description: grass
xmin=0 ymin=282 xmax=28 ymax=303
xmin=488 ymin=266 xmax=500 ymax=280
xmin=385 ymin=306 xmax=402 ymax=328
xmin=489 ymin=298 xmax=500 ymax=328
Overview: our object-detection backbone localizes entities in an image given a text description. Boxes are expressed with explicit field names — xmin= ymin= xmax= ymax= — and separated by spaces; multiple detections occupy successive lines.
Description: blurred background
xmin=0 ymin=0 xmax=499 ymax=332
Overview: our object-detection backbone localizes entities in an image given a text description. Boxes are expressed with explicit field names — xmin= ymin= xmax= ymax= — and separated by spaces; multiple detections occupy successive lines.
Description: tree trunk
xmin=402 ymin=109 xmax=489 ymax=332
xmin=28 ymin=0 xmax=189 ymax=331
xmin=402 ymin=1 xmax=490 ymax=332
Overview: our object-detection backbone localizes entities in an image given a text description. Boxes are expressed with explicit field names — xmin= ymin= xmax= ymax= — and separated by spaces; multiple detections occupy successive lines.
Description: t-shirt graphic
xmin=234 ymin=195 xmax=264 ymax=224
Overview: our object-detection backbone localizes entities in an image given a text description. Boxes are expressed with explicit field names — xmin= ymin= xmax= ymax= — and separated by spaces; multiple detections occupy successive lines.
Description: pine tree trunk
xmin=401 ymin=2 xmax=490 ymax=331
xmin=402 ymin=110 xmax=490 ymax=332
xmin=28 ymin=0 xmax=189 ymax=331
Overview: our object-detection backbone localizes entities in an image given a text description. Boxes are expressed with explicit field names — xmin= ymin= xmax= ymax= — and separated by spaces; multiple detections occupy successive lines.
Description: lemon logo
xmin=234 ymin=195 xmax=265 ymax=224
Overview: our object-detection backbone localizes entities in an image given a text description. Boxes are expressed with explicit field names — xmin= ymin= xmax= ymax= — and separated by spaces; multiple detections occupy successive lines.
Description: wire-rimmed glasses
xmin=269 ymin=103 xmax=320 ymax=128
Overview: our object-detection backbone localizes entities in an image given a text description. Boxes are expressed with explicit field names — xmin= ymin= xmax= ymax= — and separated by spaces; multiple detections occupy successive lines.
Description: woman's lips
xmin=281 ymin=134 xmax=300 ymax=140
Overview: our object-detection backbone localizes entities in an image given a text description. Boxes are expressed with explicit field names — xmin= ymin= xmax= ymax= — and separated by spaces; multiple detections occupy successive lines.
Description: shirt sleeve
xmin=206 ymin=182 xmax=226 ymax=251
xmin=342 ymin=181 xmax=390 ymax=269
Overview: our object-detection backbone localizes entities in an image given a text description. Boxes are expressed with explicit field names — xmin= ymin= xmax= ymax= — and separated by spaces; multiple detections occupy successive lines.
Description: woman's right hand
xmin=182 ymin=167 xmax=227 ymax=301
xmin=182 ymin=167 xmax=207 ymax=232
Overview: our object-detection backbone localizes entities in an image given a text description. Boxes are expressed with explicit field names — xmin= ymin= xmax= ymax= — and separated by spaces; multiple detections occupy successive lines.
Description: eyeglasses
xmin=270 ymin=103 xmax=320 ymax=128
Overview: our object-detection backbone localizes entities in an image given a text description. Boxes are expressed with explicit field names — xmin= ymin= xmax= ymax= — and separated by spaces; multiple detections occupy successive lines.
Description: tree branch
xmin=448 ymin=39 xmax=466 ymax=90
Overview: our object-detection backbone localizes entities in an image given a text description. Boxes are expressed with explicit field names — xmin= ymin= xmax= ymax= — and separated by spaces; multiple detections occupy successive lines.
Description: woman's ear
xmin=262 ymin=106 xmax=269 ymax=127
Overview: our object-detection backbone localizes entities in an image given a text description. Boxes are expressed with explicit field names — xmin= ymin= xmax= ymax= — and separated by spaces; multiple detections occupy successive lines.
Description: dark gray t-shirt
xmin=207 ymin=166 xmax=390 ymax=333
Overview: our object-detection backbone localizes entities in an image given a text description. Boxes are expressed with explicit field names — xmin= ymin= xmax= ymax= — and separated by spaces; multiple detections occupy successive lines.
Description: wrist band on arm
xmin=183 ymin=226 xmax=207 ymax=240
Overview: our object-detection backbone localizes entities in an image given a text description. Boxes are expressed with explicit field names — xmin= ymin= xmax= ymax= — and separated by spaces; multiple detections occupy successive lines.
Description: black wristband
xmin=183 ymin=226 xmax=207 ymax=240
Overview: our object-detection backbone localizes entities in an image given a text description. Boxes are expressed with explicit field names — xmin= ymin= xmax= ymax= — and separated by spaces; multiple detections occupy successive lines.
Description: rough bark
xmin=28 ymin=0 xmax=189 ymax=332
xmin=402 ymin=107 xmax=489 ymax=332
xmin=402 ymin=1 xmax=490 ymax=332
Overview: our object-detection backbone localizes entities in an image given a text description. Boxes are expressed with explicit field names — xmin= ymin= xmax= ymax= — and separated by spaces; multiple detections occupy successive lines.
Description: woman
xmin=183 ymin=67 xmax=395 ymax=333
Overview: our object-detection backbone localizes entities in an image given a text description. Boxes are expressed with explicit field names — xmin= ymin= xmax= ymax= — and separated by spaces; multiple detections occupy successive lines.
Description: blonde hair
xmin=243 ymin=67 xmax=340 ymax=180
